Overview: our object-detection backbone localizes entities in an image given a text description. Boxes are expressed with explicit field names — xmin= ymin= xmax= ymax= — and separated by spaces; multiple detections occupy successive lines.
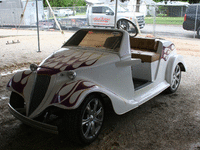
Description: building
xmin=0 ymin=0 xmax=44 ymax=26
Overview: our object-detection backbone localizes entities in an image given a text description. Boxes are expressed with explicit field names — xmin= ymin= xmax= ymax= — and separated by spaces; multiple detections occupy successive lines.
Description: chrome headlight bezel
xmin=30 ymin=64 xmax=38 ymax=72
xmin=67 ymin=70 xmax=77 ymax=80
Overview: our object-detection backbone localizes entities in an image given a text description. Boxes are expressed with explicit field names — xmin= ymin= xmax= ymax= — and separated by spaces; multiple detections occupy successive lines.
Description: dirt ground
xmin=0 ymin=29 xmax=200 ymax=150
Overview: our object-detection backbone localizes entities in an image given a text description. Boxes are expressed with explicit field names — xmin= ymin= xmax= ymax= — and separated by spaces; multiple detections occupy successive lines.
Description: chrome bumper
xmin=8 ymin=103 xmax=59 ymax=134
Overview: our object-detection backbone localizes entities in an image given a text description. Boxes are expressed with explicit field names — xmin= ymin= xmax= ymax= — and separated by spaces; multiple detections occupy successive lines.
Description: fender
xmin=117 ymin=18 xmax=137 ymax=27
xmin=50 ymin=79 xmax=139 ymax=115
xmin=117 ymin=17 xmax=135 ymax=25
xmin=165 ymin=55 xmax=187 ymax=84
xmin=50 ymin=79 xmax=99 ymax=109
xmin=7 ymin=70 xmax=34 ymax=98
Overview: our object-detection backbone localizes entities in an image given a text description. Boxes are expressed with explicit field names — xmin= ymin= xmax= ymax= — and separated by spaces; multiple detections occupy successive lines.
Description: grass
xmin=76 ymin=12 xmax=86 ymax=16
xmin=145 ymin=17 xmax=184 ymax=25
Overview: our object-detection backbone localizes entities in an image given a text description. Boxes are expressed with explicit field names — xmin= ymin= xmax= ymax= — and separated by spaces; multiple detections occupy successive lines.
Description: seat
xmin=131 ymin=50 xmax=160 ymax=63
xmin=130 ymin=37 xmax=160 ymax=62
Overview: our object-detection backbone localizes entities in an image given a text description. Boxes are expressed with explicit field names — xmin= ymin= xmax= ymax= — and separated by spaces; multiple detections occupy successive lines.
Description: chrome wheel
xmin=81 ymin=98 xmax=104 ymax=140
xmin=117 ymin=19 xmax=138 ymax=37
xmin=117 ymin=20 xmax=129 ymax=31
xmin=171 ymin=65 xmax=181 ymax=91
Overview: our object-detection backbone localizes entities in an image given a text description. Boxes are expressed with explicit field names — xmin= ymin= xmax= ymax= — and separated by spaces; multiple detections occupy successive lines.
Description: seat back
xmin=130 ymin=37 xmax=158 ymax=52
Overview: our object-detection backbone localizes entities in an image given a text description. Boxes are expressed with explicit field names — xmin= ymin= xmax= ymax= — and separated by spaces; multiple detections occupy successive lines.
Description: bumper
xmin=139 ymin=23 xmax=145 ymax=29
xmin=8 ymin=103 xmax=59 ymax=134
xmin=183 ymin=21 xmax=195 ymax=31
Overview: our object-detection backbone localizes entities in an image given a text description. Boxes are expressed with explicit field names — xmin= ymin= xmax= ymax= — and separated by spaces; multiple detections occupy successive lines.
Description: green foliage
xmin=44 ymin=0 xmax=86 ymax=7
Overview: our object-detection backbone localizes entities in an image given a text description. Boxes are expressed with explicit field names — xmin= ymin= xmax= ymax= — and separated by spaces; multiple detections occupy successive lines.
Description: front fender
xmin=7 ymin=70 xmax=34 ymax=98
xmin=165 ymin=55 xmax=187 ymax=84
xmin=50 ymin=80 xmax=100 ymax=109
xmin=50 ymin=79 xmax=139 ymax=115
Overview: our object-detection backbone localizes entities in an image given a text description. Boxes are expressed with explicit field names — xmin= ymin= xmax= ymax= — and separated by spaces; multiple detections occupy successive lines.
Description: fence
xmin=0 ymin=4 xmax=199 ymax=39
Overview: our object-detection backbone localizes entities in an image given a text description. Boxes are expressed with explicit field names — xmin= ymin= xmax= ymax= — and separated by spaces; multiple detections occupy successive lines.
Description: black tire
xmin=197 ymin=26 xmax=200 ymax=38
xmin=117 ymin=19 xmax=129 ymax=31
xmin=166 ymin=64 xmax=181 ymax=94
xmin=62 ymin=94 xmax=104 ymax=144
xmin=10 ymin=92 xmax=24 ymax=108
xmin=117 ymin=19 xmax=138 ymax=37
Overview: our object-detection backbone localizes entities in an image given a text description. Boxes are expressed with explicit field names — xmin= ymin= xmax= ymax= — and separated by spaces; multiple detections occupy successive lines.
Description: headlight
xmin=67 ymin=70 xmax=76 ymax=80
xmin=30 ymin=64 xmax=38 ymax=72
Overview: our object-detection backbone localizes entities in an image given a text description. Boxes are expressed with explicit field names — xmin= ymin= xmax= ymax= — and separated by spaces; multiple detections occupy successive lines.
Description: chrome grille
xmin=28 ymin=75 xmax=51 ymax=116
xmin=136 ymin=15 xmax=145 ymax=24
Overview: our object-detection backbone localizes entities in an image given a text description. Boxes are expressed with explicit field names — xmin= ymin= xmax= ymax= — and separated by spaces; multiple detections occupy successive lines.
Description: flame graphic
xmin=162 ymin=44 xmax=175 ymax=61
xmin=41 ymin=50 xmax=107 ymax=71
xmin=51 ymin=80 xmax=96 ymax=107
xmin=8 ymin=70 xmax=32 ymax=95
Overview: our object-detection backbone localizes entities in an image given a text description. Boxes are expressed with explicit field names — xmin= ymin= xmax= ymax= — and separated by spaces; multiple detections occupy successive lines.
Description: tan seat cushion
xmin=131 ymin=50 xmax=160 ymax=62
xmin=130 ymin=37 xmax=158 ymax=52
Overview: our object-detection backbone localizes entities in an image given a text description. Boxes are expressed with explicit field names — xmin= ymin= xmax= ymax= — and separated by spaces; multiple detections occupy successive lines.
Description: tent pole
xmin=114 ymin=0 xmax=118 ymax=29
xmin=36 ymin=0 xmax=41 ymax=52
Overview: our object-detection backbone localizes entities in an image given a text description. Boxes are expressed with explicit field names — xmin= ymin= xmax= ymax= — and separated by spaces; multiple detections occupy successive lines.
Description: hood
xmin=40 ymin=46 xmax=120 ymax=72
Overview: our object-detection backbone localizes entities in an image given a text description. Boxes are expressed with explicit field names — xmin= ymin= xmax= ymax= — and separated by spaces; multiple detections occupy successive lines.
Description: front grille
xmin=28 ymin=75 xmax=51 ymax=116
xmin=136 ymin=16 xmax=145 ymax=25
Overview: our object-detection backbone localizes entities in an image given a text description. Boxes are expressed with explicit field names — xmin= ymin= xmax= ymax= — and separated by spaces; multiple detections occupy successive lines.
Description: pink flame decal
xmin=8 ymin=71 xmax=32 ymax=95
xmin=41 ymin=50 xmax=106 ymax=71
xmin=51 ymin=80 xmax=96 ymax=107
xmin=162 ymin=44 xmax=175 ymax=61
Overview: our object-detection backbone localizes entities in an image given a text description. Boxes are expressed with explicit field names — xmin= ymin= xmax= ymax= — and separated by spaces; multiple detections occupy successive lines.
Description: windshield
xmin=63 ymin=29 xmax=123 ymax=52
xmin=110 ymin=5 xmax=129 ymax=13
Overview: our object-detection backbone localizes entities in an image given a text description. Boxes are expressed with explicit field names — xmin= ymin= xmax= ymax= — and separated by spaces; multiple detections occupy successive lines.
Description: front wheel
xmin=62 ymin=94 xmax=104 ymax=144
xmin=117 ymin=19 xmax=138 ymax=37
xmin=197 ymin=26 xmax=200 ymax=38
xmin=166 ymin=64 xmax=181 ymax=93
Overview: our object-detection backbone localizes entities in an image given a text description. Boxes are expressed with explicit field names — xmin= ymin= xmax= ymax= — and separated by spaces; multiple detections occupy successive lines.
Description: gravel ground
xmin=0 ymin=29 xmax=200 ymax=150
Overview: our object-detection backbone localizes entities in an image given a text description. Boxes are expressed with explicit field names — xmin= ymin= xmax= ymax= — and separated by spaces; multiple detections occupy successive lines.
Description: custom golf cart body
xmin=7 ymin=28 xmax=186 ymax=143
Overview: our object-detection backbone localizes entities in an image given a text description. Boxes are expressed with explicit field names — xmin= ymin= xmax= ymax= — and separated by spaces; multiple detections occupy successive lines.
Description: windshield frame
xmin=62 ymin=29 xmax=124 ymax=53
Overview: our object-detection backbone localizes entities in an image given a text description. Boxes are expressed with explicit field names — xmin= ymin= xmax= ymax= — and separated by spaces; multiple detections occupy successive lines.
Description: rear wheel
xmin=166 ymin=64 xmax=181 ymax=93
xmin=62 ymin=94 xmax=104 ymax=144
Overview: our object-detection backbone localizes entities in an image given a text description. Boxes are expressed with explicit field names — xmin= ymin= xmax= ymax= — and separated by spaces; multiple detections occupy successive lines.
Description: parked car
xmin=7 ymin=28 xmax=186 ymax=144
xmin=54 ymin=9 xmax=76 ymax=17
xmin=183 ymin=4 xmax=200 ymax=38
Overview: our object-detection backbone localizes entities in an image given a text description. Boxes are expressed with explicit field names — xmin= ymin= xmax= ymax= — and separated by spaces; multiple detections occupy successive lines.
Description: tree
xmin=43 ymin=0 xmax=86 ymax=7
xmin=188 ymin=0 xmax=200 ymax=3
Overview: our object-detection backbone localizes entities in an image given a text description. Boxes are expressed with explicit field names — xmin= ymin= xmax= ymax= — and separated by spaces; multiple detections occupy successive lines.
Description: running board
xmin=134 ymin=81 xmax=170 ymax=106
